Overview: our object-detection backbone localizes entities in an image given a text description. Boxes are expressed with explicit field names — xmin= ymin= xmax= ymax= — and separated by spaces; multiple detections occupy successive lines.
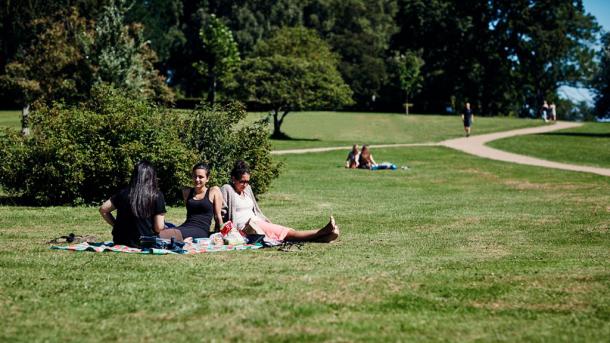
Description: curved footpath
xmin=272 ymin=121 xmax=610 ymax=177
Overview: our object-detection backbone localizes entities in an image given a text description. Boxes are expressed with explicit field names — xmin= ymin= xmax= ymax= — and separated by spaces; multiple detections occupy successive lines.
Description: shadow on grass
xmin=270 ymin=131 xmax=320 ymax=142
xmin=0 ymin=195 xmax=34 ymax=206
xmin=540 ymin=132 xmax=610 ymax=139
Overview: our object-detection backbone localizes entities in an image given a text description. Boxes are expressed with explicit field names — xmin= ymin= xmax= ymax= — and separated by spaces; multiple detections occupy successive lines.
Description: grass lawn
xmin=488 ymin=122 xmax=610 ymax=168
xmin=1 ymin=146 xmax=609 ymax=342
xmin=246 ymin=111 xmax=545 ymax=150
xmin=0 ymin=110 xmax=21 ymax=130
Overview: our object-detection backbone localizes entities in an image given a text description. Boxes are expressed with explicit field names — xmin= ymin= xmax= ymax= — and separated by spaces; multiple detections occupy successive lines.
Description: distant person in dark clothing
xmin=461 ymin=102 xmax=474 ymax=137
xmin=99 ymin=161 xmax=167 ymax=247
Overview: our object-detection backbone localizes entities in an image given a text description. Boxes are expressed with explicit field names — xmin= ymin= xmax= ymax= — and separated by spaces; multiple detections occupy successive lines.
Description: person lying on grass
xmin=99 ymin=161 xmax=167 ymax=248
xmin=221 ymin=160 xmax=340 ymax=243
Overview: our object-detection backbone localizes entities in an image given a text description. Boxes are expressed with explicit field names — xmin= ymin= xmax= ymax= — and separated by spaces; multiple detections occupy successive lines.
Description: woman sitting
xmin=99 ymin=161 xmax=167 ymax=248
xmin=172 ymin=163 xmax=223 ymax=240
xmin=345 ymin=144 xmax=360 ymax=168
xmin=221 ymin=160 xmax=339 ymax=243
xmin=358 ymin=145 xmax=377 ymax=169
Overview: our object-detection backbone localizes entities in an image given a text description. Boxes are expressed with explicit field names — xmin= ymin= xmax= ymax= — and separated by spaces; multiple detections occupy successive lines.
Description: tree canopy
xmin=236 ymin=27 xmax=353 ymax=137
xmin=594 ymin=33 xmax=610 ymax=117
xmin=0 ymin=0 xmax=603 ymax=116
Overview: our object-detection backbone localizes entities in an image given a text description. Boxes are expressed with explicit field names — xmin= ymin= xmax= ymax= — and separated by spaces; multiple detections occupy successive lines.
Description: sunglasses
xmin=237 ymin=179 xmax=250 ymax=184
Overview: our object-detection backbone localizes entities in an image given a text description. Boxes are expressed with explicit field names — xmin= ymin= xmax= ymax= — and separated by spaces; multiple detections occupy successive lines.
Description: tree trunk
xmin=21 ymin=103 xmax=30 ymax=136
xmin=271 ymin=109 xmax=290 ymax=139
xmin=272 ymin=110 xmax=281 ymax=137
xmin=208 ymin=73 xmax=217 ymax=106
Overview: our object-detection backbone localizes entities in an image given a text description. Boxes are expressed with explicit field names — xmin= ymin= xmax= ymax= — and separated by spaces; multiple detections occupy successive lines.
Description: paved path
xmin=439 ymin=121 xmax=610 ymax=177
xmin=271 ymin=143 xmax=435 ymax=155
xmin=272 ymin=121 xmax=610 ymax=177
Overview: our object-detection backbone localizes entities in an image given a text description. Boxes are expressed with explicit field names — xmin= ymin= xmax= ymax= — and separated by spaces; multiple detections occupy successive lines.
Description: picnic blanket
xmin=51 ymin=241 xmax=263 ymax=255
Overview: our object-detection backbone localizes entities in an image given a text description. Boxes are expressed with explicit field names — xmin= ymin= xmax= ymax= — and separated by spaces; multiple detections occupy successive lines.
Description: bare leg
xmin=284 ymin=216 xmax=337 ymax=242
xmin=159 ymin=228 xmax=184 ymax=242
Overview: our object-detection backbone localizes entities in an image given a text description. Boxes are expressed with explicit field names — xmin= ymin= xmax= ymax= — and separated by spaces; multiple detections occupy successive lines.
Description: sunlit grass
xmin=1 ymin=147 xmax=608 ymax=342
xmin=488 ymin=122 xmax=610 ymax=168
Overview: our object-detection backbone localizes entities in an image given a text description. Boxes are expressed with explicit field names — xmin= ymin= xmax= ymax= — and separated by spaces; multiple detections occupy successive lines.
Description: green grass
xmin=0 ymin=110 xmax=21 ymax=130
xmin=245 ymin=111 xmax=545 ymax=150
xmin=488 ymin=122 xmax=610 ymax=168
xmin=1 ymin=147 xmax=609 ymax=342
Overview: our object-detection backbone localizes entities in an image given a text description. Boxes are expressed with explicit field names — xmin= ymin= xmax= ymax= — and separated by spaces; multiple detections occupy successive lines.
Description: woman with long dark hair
xmin=171 ymin=163 xmax=223 ymax=240
xmin=99 ymin=161 xmax=167 ymax=247
xmin=221 ymin=160 xmax=339 ymax=243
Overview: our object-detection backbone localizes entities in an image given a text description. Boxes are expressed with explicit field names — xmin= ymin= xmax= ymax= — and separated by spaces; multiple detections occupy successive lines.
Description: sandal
xmin=47 ymin=233 xmax=98 ymax=244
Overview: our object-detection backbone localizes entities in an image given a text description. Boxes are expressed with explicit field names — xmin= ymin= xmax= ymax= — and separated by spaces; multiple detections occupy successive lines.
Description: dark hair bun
xmin=230 ymin=160 xmax=250 ymax=179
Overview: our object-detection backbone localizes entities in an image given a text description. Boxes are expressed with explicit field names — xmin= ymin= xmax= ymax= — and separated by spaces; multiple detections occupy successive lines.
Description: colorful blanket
xmin=51 ymin=241 xmax=263 ymax=255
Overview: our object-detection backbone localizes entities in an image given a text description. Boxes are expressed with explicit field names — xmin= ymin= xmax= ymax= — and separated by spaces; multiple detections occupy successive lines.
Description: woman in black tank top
xmin=175 ymin=163 xmax=223 ymax=239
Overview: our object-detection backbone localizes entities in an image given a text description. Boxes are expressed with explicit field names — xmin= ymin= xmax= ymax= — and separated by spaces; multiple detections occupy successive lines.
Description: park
xmin=0 ymin=1 xmax=609 ymax=342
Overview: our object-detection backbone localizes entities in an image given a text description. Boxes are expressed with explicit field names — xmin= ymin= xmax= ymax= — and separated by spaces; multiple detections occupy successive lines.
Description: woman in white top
xmin=220 ymin=160 xmax=339 ymax=243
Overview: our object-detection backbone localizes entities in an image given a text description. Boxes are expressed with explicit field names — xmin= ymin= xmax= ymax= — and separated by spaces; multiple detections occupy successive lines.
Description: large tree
xmin=304 ymin=0 xmax=398 ymax=109
xmin=93 ymin=0 xmax=174 ymax=103
xmin=593 ymin=32 xmax=610 ymax=117
xmin=391 ymin=0 xmax=599 ymax=116
xmin=194 ymin=14 xmax=240 ymax=105
xmin=236 ymin=27 xmax=353 ymax=137
xmin=0 ymin=7 xmax=96 ymax=134
xmin=1 ymin=0 xmax=173 ymax=117
xmin=492 ymin=0 xmax=599 ymax=116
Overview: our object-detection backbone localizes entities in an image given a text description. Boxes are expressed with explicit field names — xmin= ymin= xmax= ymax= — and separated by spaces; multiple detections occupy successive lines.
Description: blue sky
xmin=583 ymin=0 xmax=610 ymax=32
xmin=560 ymin=0 xmax=609 ymax=104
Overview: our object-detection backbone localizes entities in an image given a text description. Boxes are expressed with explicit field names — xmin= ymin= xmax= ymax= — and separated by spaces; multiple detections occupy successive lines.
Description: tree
xmin=183 ymin=101 xmax=281 ymax=195
xmin=0 ymin=0 xmax=174 ymax=124
xmin=236 ymin=27 xmax=353 ymax=138
xmin=392 ymin=50 xmax=424 ymax=114
xmin=0 ymin=1 xmax=109 ymax=108
xmin=0 ymin=7 xmax=95 ymax=134
xmin=93 ymin=0 xmax=174 ymax=104
xmin=594 ymin=32 xmax=610 ymax=117
xmin=304 ymin=0 xmax=398 ymax=109
xmin=492 ymin=0 xmax=599 ymax=115
xmin=194 ymin=14 xmax=240 ymax=105
xmin=390 ymin=0 xmax=599 ymax=116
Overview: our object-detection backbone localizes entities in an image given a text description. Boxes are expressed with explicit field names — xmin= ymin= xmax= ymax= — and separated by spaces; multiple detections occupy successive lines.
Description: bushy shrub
xmin=184 ymin=101 xmax=281 ymax=195
xmin=0 ymin=85 xmax=194 ymax=205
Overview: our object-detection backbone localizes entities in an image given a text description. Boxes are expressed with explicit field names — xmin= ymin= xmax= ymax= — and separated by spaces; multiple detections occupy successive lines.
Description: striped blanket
xmin=51 ymin=241 xmax=262 ymax=255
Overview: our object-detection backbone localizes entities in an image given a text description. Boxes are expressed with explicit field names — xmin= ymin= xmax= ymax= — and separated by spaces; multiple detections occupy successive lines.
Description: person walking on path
xmin=461 ymin=102 xmax=474 ymax=137
xmin=550 ymin=103 xmax=557 ymax=121
xmin=541 ymin=101 xmax=549 ymax=122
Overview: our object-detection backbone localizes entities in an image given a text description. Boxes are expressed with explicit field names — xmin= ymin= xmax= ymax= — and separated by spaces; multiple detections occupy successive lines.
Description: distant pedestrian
xmin=461 ymin=102 xmax=474 ymax=137
xmin=550 ymin=103 xmax=557 ymax=121
xmin=541 ymin=101 xmax=549 ymax=122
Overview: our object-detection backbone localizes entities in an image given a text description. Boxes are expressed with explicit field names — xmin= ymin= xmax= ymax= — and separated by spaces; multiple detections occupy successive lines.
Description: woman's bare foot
xmin=315 ymin=218 xmax=340 ymax=243
xmin=320 ymin=216 xmax=336 ymax=235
